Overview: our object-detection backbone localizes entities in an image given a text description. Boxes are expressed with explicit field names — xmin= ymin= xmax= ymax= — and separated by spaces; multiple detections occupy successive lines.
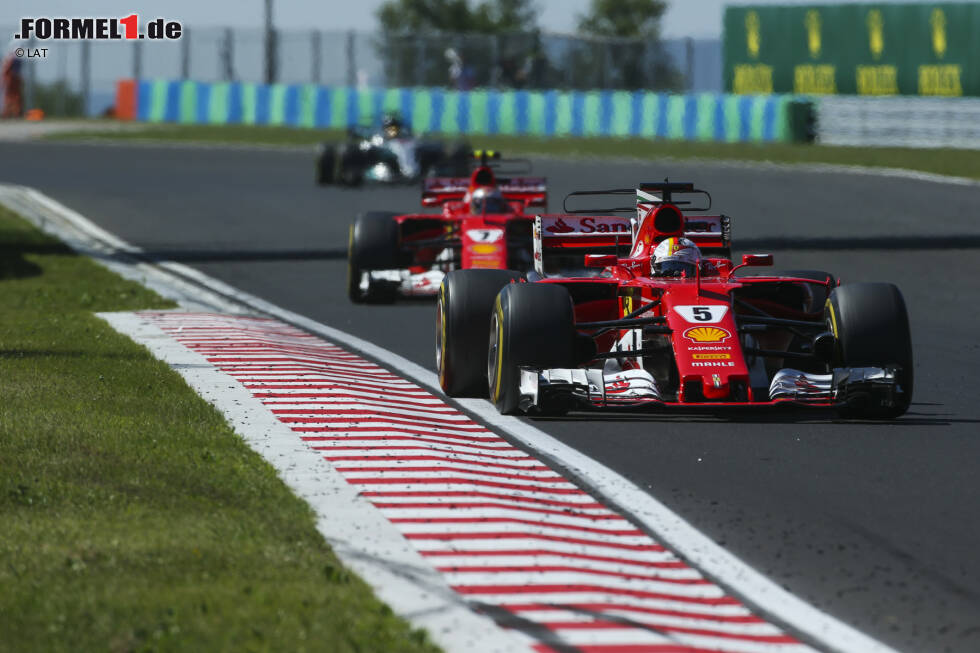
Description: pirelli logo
xmin=693 ymin=353 xmax=732 ymax=361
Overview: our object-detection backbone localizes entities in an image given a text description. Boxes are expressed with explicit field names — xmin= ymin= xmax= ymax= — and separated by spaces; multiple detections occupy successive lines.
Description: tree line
xmin=375 ymin=0 xmax=681 ymax=91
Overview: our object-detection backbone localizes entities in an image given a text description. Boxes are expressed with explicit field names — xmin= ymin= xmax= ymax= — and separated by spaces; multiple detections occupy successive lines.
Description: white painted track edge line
xmin=0 ymin=184 xmax=901 ymax=653
xmin=0 ymin=184 xmax=248 ymax=315
xmin=97 ymin=312 xmax=536 ymax=653
xmin=0 ymin=185 xmax=535 ymax=653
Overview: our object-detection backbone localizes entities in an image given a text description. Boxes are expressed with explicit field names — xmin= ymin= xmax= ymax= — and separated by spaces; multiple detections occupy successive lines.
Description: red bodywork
xmin=530 ymin=198 xmax=836 ymax=407
xmin=389 ymin=165 xmax=545 ymax=293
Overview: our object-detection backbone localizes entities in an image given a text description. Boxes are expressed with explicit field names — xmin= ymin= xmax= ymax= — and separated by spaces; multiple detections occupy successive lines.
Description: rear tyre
xmin=827 ymin=282 xmax=913 ymax=418
xmin=437 ymin=269 xmax=523 ymax=397
xmin=489 ymin=283 xmax=576 ymax=415
xmin=347 ymin=212 xmax=401 ymax=304
xmin=315 ymin=144 xmax=336 ymax=185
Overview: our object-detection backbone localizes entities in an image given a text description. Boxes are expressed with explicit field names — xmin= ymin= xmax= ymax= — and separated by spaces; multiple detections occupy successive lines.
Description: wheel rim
xmin=435 ymin=294 xmax=445 ymax=383
xmin=488 ymin=310 xmax=500 ymax=399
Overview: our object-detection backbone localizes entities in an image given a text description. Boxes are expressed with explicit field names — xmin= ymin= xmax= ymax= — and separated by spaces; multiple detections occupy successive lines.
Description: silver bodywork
xmin=361 ymin=268 xmax=446 ymax=297
xmin=364 ymin=137 xmax=420 ymax=181
xmin=518 ymin=363 xmax=900 ymax=411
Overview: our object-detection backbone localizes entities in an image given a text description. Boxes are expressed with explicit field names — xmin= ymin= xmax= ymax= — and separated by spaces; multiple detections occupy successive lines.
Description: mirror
xmin=741 ymin=253 xmax=773 ymax=266
xmin=584 ymin=254 xmax=617 ymax=268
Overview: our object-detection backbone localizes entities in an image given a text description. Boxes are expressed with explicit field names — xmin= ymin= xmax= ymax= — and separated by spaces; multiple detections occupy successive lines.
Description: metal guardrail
xmin=816 ymin=96 xmax=980 ymax=149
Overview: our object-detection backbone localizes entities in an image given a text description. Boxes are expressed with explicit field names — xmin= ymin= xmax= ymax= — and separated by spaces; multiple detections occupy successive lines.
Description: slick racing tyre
xmin=489 ymin=283 xmax=576 ymax=415
xmin=437 ymin=269 xmax=523 ymax=397
xmin=315 ymin=144 xmax=336 ymax=185
xmin=347 ymin=212 xmax=401 ymax=304
xmin=826 ymin=282 xmax=913 ymax=418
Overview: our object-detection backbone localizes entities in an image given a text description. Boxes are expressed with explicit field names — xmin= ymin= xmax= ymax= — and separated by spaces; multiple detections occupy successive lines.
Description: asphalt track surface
xmin=4 ymin=142 xmax=980 ymax=652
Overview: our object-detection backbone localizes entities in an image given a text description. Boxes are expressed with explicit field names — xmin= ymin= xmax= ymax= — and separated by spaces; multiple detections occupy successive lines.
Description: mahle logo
xmin=867 ymin=9 xmax=884 ymax=60
xmin=805 ymin=10 xmax=822 ymax=59
xmin=745 ymin=11 xmax=760 ymax=59
xmin=931 ymin=8 xmax=947 ymax=59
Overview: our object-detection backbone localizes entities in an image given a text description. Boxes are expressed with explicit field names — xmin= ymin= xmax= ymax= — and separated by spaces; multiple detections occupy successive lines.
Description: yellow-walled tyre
xmin=488 ymin=282 xmax=575 ymax=415
xmin=437 ymin=269 xmax=522 ymax=397
xmin=826 ymin=282 xmax=913 ymax=418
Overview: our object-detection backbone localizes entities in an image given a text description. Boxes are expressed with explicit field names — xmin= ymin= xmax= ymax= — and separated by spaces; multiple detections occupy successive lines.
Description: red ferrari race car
xmin=436 ymin=182 xmax=913 ymax=418
xmin=347 ymin=152 xmax=546 ymax=303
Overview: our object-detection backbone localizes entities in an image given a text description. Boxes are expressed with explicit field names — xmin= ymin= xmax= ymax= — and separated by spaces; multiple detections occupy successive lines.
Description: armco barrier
xmin=116 ymin=79 xmax=805 ymax=143
xmin=816 ymin=95 xmax=980 ymax=149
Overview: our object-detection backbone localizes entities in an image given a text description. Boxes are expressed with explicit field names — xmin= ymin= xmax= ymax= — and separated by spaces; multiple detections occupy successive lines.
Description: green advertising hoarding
xmin=723 ymin=3 xmax=980 ymax=96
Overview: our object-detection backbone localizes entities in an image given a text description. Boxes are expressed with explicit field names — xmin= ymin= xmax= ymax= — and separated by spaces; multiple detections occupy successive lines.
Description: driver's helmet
xmin=652 ymin=237 xmax=701 ymax=277
xmin=382 ymin=114 xmax=404 ymax=139
xmin=470 ymin=187 xmax=510 ymax=214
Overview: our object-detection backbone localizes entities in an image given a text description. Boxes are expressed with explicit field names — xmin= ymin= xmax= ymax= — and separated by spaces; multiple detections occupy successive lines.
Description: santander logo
xmin=546 ymin=218 xmax=575 ymax=234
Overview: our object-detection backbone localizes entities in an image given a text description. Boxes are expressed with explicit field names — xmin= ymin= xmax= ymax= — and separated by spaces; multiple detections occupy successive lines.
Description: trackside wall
xmin=115 ymin=79 xmax=809 ymax=143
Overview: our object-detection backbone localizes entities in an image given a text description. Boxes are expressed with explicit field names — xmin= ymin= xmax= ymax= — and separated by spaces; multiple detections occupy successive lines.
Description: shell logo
xmin=683 ymin=326 xmax=731 ymax=344
xmin=471 ymin=244 xmax=501 ymax=255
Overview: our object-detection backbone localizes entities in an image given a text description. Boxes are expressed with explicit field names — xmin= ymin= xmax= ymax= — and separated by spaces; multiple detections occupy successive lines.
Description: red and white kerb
xmin=140 ymin=312 xmax=812 ymax=653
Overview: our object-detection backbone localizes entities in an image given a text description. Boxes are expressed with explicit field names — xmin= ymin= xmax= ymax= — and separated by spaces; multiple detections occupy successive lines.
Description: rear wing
xmin=471 ymin=149 xmax=534 ymax=175
xmin=533 ymin=213 xmax=732 ymax=276
xmin=533 ymin=215 xmax=633 ymax=277
xmin=422 ymin=177 xmax=548 ymax=208
xmin=681 ymin=215 xmax=731 ymax=256
xmin=562 ymin=183 xmax=730 ymax=257
xmin=421 ymin=178 xmax=468 ymax=206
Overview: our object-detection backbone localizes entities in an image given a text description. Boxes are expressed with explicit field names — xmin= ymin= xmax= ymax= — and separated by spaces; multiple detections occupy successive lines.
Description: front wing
xmin=518 ymin=365 xmax=903 ymax=413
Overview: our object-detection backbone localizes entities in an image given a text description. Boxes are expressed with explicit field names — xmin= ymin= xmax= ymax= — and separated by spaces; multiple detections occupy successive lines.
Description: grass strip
xmin=47 ymin=122 xmax=980 ymax=181
xmin=0 ymin=204 xmax=439 ymax=653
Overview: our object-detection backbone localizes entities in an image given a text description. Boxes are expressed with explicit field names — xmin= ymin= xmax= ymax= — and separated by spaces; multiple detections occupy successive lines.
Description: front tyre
xmin=315 ymin=144 xmax=336 ymax=185
xmin=827 ymin=282 xmax=913 ymax=418
xmin=347 ymin=212 xmax=401 ymax=304
xmin=489 ymin=283 xmax=576 ymax=415
xmin=337 ymin=144 xmax=365 ymax=186
xmin=437 ymin=269 xmax=523 ymax=397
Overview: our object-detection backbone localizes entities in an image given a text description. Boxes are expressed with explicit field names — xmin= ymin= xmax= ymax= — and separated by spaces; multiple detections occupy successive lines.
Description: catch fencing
xmin=5 ymin=25 xmax=721 ymax=118
xmin=117 ymin=79 xmax=803 ymax=143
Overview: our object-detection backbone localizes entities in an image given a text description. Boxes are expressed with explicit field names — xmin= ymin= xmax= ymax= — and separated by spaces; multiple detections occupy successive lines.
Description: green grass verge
xmin=0 ymin=205 xmax=439 ymax=653
xmin=46 ymin=122 xmax=980 ymax=181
